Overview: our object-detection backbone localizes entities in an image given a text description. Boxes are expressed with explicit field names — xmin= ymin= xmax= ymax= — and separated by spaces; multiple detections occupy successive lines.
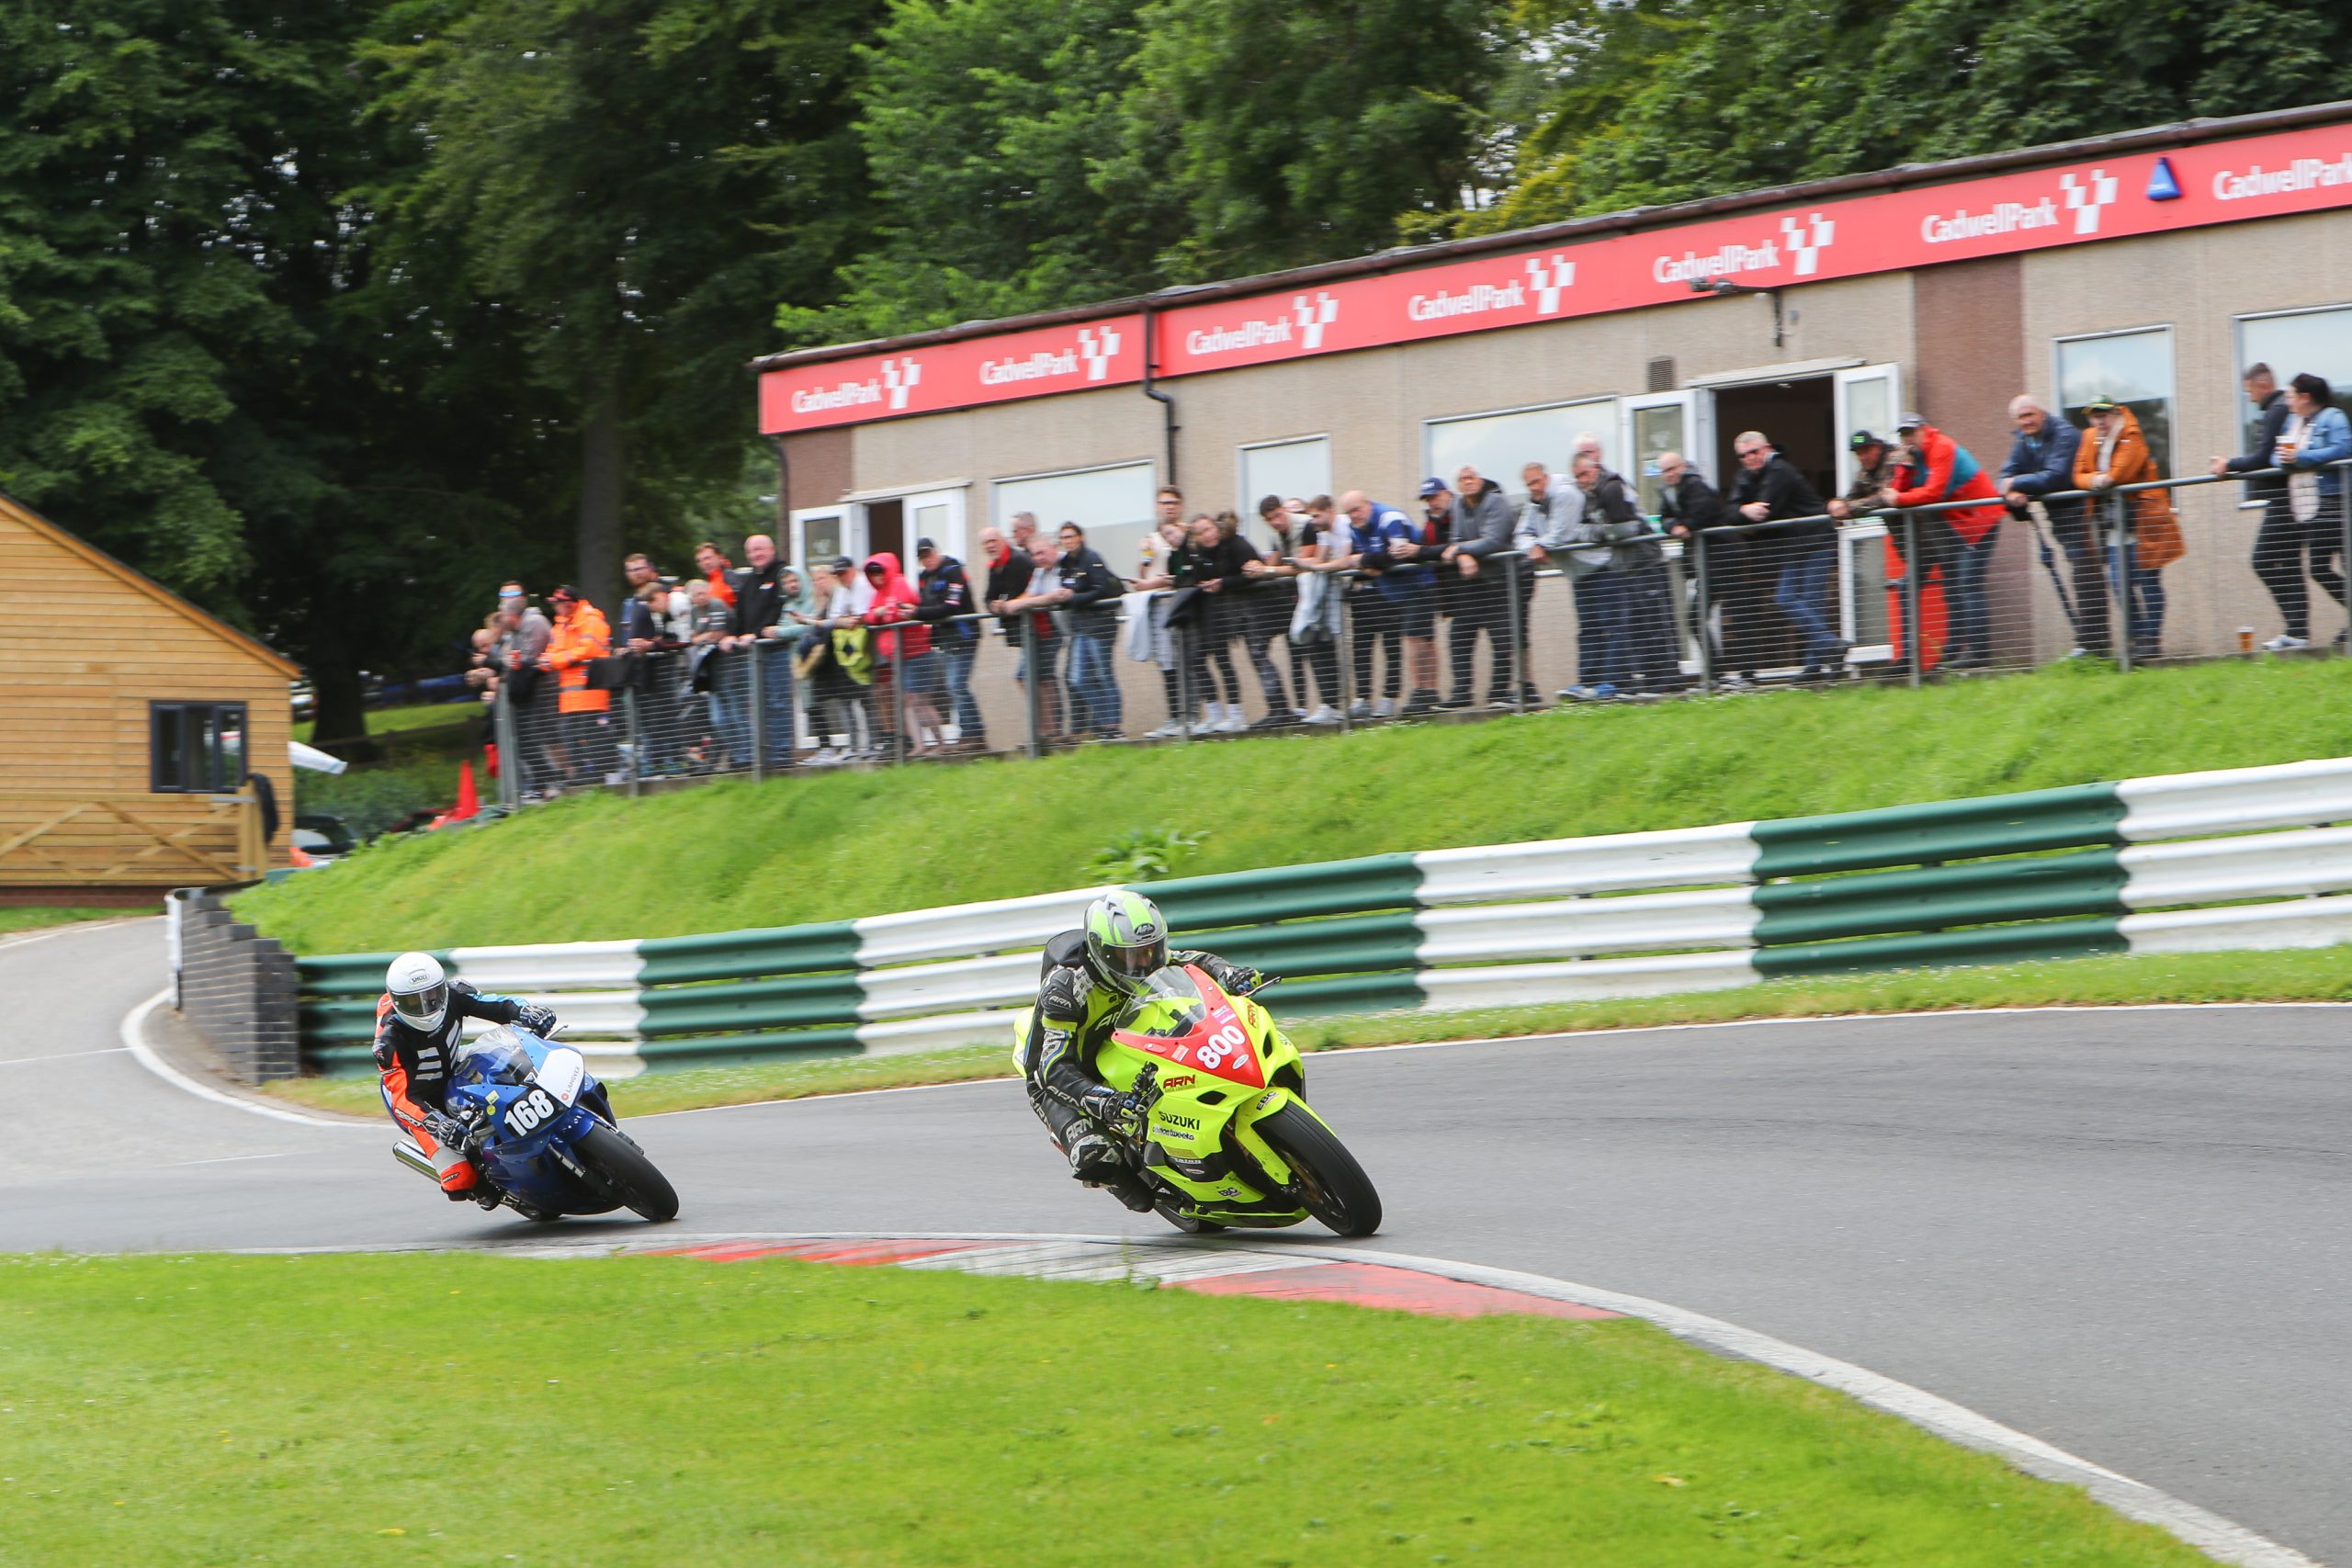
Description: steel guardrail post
xmin=1023 ymin=613 xmax=1042 ymax=760
xmin=1693 ymin=527 xmax=1714 ymax=695
xmin=1903 ymin=511 xmax=1924 ymax=688
xmin=2109 ymin=491 xmax=2133 ymax=674
xmin=623 ymin=683 xmax=641 ymax=798
xmin=1504 ymin=551 xmax=1527 ymax=714
xmin=749 ymin=640 xmax=766 ymax=784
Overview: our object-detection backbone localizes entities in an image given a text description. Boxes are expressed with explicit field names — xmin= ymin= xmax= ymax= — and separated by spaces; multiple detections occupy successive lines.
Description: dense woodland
xmin=6 ymin=0 xmax=2349 ymax=745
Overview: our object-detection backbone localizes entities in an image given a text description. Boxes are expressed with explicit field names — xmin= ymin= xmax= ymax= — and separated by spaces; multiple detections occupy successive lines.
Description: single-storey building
xmin=750 ymin=102 xmax=2352 ymax=711
xmin=0 ymin=491 xmax=295 ymax=901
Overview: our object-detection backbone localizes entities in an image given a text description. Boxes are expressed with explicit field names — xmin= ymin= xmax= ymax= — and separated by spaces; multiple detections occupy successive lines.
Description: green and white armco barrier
xmin=294 ymin=757 xmax=2352 ymax=1075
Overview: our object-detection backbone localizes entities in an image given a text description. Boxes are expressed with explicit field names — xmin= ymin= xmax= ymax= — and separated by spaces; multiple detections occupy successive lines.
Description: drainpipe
xmin=1141 ymin=295 xmax=1179 ymax=487
xmin=767 ymin=434 xmax=792 ymax=535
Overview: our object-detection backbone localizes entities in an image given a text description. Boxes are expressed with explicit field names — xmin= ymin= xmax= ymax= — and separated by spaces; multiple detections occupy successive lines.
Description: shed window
xmin=151 ymin=702 xmax=246 ymax=794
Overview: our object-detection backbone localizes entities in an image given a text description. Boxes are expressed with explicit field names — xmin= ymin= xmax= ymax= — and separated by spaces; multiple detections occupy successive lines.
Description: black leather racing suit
xmin=1024 ymin=948 xmax=1260 ymax=1157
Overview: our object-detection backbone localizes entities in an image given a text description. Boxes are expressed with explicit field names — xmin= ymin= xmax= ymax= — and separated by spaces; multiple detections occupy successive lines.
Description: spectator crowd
xmin=463 ymin=363 xmax=2352 ymax=792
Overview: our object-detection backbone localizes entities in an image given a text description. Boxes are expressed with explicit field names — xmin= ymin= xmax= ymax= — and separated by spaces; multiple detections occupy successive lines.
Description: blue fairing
xmin=446 ymin=1030 xmax=620 ymax=1216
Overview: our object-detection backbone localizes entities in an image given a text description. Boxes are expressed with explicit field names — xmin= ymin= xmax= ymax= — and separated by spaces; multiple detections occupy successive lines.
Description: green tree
xmin=1128 ymin=0 xmax=1497 ymax=278
xmin=779 ymin=0 xmax=1176 ymax=346
xmin=1478 ymin=0 xmax=2352 ymax=223
xmin=365 ymin=0 xmax=877 ymax=609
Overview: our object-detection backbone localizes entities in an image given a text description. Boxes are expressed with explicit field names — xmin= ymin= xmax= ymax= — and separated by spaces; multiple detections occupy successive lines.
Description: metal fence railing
xmin=471 ymin=461 xmax=2351 ymax=809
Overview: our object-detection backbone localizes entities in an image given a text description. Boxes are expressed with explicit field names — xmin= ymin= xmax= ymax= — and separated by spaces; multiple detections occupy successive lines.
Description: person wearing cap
xmin=1877 ymin=412 xmax=2002 ymax=671
xmin=2074 ymin=396 xmax=2188 ymax=660
xmin=1832 ymin=430 xmax=1943 ymax=668
xmin=912 ymin=536 xmax=987 ymax=751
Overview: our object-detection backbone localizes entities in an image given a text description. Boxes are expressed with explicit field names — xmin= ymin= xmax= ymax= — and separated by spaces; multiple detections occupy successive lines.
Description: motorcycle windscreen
xmin=1110 ymin=964 xmax=1265 ymax=1089
xmin=449 ymin=1026 xmax=537 ymax=1089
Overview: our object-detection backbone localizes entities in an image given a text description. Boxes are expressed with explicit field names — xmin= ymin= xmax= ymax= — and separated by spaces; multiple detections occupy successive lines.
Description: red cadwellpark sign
xmin=759 ymin=121 xmax=2352 ymax=433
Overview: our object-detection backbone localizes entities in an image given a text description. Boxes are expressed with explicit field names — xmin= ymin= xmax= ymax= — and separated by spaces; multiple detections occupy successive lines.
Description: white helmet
xmin=386 ymin=952 xmax=449 ymax=1032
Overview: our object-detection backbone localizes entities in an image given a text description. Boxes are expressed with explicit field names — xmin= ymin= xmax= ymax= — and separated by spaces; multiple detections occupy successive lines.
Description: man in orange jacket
xmin=540 ymin=586 xmax=614 ymax=785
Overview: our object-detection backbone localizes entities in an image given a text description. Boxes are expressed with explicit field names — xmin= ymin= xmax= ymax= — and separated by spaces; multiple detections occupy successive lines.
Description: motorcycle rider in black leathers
xmin=375 ymin=951 xmax=556 ymax=1205
xmin=1024 ymin=891 xmax=1270 ymax=1211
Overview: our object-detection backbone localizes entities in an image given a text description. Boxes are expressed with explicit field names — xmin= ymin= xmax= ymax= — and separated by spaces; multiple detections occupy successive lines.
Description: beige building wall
xmin=2022 ymin=209 xmax=2352 ymax=659
xmin=783 ymin=209 xmax=2352 ymax=734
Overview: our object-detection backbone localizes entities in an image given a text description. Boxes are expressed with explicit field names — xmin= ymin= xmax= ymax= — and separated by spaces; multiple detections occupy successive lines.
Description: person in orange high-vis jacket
xmin=2075 ymin=399 xmax=2184 ymax=661
xmin=539 ymin=586 xmax=614 ymax=785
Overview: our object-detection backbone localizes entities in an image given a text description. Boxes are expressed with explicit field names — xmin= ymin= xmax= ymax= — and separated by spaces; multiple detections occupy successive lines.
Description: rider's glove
xmin=514 ymin=1003 xmax=559 ymax=1037
xmin=1080 ymin=1085 xmax=1143 ymax=1136
xmin=1227 ymin=966 xmax=1277 ymax=998
xmin=422 ymin=1109 xmax=471 ymax=1153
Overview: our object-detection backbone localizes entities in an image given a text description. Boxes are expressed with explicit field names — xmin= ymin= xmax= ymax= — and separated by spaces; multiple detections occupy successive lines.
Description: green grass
xmin=295 ymin=700 xmax=483 ymax=747
xmin=0 ymin=1252 xmax=2205 ymax=1567
xmin=0 ymin=907 xmax=123 ymax=937
xmin=234 ymin=657 xmax=2352 ymax=955
xmin=260 ymin=942 xmax=2352 ymax=1120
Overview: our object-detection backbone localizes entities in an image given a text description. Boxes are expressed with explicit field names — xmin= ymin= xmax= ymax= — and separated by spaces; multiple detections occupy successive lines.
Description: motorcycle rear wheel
xmin=576 ymin=1125 xmax=679 ymax=1223
xmin=1256 ymin=1103 xmax=1381 ymax=1237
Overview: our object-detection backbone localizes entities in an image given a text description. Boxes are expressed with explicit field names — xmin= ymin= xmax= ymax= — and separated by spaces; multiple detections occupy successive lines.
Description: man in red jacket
xmin=1878 ymin=412 xmax=2003 ymax=670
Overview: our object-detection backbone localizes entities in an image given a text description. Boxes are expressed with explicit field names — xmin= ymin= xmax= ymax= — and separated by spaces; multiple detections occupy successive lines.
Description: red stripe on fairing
xmin=1174 ymin=1262 xmax=1622 ymax=1321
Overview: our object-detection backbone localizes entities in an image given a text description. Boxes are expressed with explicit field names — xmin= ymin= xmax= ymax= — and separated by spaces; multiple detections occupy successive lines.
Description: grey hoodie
xmin=1451 ymin=479 xmax=1517 ymax=560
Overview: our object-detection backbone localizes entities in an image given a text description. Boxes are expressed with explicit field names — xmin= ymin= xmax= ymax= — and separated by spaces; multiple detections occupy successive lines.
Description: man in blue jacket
xmin=1997 ymin=395 xmax=2101 ymax=655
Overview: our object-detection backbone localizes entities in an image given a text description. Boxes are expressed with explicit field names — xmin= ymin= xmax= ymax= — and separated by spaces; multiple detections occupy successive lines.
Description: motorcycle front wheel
xmin=576 ymin=1125 xmax=680 ymax=1223
xmin=1256 ymin=1103 xmax=1381 ymax=1237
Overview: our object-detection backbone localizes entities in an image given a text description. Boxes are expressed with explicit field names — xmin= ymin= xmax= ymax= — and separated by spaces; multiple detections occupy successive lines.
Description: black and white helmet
xmin=386 ymin=952 xmax=449 ymax=1032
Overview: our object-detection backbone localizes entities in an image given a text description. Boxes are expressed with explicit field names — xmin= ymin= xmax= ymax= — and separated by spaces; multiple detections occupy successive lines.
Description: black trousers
xmin=2045 ymin=508 xmax=2112 ymax=655
xmin=2252 ymin=498 xmax=2347 ymax=639
xmin=1351 ymin=593 xmax=1403 ymax=703
xmin=1445 ymin=573 xmax=1511 ymax=697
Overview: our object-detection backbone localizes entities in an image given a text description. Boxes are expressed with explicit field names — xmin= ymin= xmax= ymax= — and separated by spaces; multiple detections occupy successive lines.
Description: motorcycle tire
xmin=1155 ymin=1201 xmax=1225 ymax=1235
xmin=576 ymin=1125 xmax=680 ymax=1223
xmin=1256 ymin=1103 xmax=1381 ymax=1237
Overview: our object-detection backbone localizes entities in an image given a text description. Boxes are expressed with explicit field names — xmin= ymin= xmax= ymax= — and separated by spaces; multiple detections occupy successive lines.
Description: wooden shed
xmin=0 ymin=491 xmax=296 ymax=902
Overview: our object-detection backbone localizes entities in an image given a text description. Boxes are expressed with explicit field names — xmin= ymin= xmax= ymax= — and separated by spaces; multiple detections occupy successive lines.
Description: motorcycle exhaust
xmin=391 ymin=1142 xmax=440 ymax=1182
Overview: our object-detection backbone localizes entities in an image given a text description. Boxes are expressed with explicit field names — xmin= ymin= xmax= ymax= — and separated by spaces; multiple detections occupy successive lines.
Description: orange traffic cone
xmin=449 ymin=760 xmax=480 ymax=822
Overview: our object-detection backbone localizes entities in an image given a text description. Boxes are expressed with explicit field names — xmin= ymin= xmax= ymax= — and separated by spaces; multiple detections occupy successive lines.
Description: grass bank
xmin=0 ymin=1251 xmax=2204 ymax=1567
xmin=236 ymin=657 xmax=2352 ymax=955
xmin=263 ymin=942 xmax=2352 ymax=1119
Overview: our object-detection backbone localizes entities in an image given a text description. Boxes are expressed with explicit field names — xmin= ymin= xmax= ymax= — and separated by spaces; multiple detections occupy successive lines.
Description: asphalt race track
xmin=8 ymin=918 xmax=2347 ymax=1562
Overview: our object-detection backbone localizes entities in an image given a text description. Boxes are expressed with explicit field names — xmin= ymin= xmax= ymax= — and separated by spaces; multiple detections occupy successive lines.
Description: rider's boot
xmin=439 ymin=1160 xmax=481 ymax=1201
xmin=1066 ymin=1130 xmax=1155 ymax=1213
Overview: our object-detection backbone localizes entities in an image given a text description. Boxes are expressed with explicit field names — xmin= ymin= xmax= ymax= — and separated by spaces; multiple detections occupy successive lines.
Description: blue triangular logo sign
xmin=2147 ymin=157 xmax=2182 ymax=201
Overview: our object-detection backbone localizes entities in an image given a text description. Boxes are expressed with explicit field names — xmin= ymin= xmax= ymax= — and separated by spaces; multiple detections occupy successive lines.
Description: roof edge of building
xmin=748 ymin=99 xmax=2352 ymax=376
xmin=0 ymin=489 xmax=303 ymax=679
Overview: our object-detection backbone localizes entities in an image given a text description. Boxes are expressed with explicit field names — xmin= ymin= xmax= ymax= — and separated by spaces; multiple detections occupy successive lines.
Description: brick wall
xmin=174 ymin=891 xmax=300 ymax=1083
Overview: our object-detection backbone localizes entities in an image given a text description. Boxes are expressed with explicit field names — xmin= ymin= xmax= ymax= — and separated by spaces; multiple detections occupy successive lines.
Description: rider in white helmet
xmin=375 ymin=952 xmax=557 ymax=1203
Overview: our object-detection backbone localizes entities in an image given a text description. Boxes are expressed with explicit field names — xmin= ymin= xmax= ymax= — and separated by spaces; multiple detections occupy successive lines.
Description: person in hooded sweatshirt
xmin=805 ymin=554 xmax=876 ymax=763
xmin=861 ymin=552 xmax=944 ymax=754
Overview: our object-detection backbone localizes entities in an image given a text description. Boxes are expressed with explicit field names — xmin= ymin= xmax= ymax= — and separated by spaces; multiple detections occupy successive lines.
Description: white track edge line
xmin=640 ymin=999 xmax=2352 ymax=1118
xmin=120 ymin=990 xmax=371 ymax=1131
xmin=207 ymin=1227 xmax=2317 ymax=1568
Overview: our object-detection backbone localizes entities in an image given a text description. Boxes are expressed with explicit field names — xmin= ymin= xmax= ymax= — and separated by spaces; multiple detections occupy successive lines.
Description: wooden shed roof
xmin=0 ymin=491 xmax=301 ymax=679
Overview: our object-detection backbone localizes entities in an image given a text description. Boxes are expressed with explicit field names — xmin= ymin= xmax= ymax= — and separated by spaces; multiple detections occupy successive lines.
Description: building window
xmin=1423 ymin=397 xmax=1616 ymax=503
xmin=992 ymin=459 xmax=1157 ymax=577
xmin=1238 ymin=436 xmax=1330 ymax=517
xmin=2236 ymin=305 xmax=2352 ymax=440
xmin=2055 ymin=327 xmax=2176 ymax=476
xmin=151 ymin=702 xmax=246 ymax=794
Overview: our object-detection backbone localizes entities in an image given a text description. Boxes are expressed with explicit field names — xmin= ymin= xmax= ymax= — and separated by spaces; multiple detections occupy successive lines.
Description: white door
xmin=790 ymin=505 xmax=854 ymax=573
xmin=902 ymin=487 xmax=967 ymax=570
xmin=1619 ymin=390 xmax=1711 ymax=515
xmin=1833 ymin=363 xmax=1904 ymax=493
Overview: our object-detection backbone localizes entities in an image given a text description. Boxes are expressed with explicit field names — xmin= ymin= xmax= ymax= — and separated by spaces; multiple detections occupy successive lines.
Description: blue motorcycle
xmin=392 ymin=1026 xmax=679 ymax=1223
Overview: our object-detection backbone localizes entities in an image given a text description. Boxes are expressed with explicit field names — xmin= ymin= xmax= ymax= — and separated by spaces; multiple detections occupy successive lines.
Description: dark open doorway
xmin=1710 ymin=376 xmax=1838 ymax=504
xmin=865 ymin=498 xmax=905 ymax=568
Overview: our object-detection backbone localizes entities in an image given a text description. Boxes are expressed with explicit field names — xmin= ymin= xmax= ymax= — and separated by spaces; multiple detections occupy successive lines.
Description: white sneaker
xmin=1303 ymin=704 xmax=1340 ymax=726
xmin=1373 ymin=697 xmax=1397 ymax=718
xmin=1145 ymin=720 xmax=1185 ymax=739
xmin=1348 ymin=699 xmax=1372 ymax=719
xmin=2261 ymin=634 xmax=2309 ymax=651
xmin=808 ymin=747 xmax=841 ymax=765
xmin=1214 ymin=710 xmax=1249 ymax=734
xmin=1204 ymin=702 xmax=1227 ymax=728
